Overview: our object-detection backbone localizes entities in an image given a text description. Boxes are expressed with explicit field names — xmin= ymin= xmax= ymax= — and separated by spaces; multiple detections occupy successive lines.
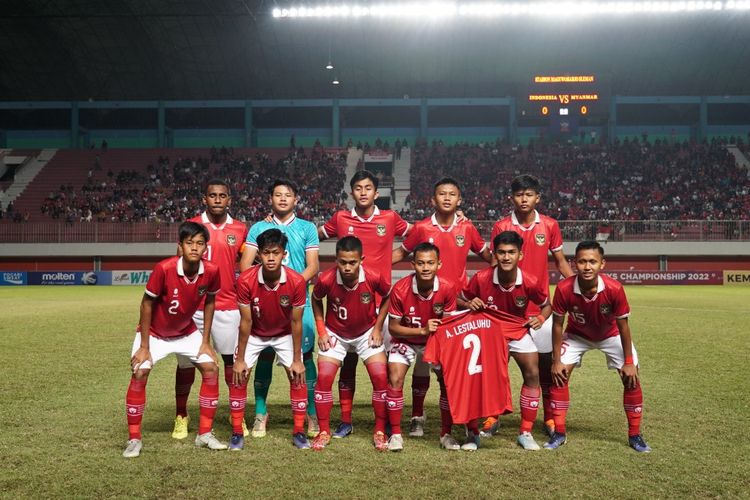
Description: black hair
xmin=349 ymin=170 xmax=379 ymax=190
xmin=205 ymin=178 xmax=231 ymax=195
xmin=178 ymin=221 xmax=210 ymax=243
xmin=412 ymin=242 xmax=441 ymax=259
xmin=269 ymin=178 xmax=298 ymax=196
xmin=492 ymin=231 xmax=523 ymax=251
xmin=510 ymin=174 xmax=541 ymax=194
xmin=575 ymin=240 xmax=604 ymax=256
xmin=257 ymin=228 xmax=288 ymax=252
xmin=434 ymin=177 xmax=461 ymax=194
xmin=336 ymin=236 xmax=363 ymax=255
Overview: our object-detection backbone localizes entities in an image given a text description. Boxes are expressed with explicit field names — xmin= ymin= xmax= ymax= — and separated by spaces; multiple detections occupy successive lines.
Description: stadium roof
xmin=1 ymin=0 xmax=749 ymax=101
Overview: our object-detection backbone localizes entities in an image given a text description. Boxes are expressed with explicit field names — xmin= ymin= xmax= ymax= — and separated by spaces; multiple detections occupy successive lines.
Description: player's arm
xmin=369 ymin=296 xmax=390 ymax=347
xmin=302 ymin=249 xmax=320 ymax=283
xmin=478 ymin=245 xmax=493 ymax=264
xmin=132 ymin=294 xmax=155 ymax=371
xmin=198 ymin=293 xmax=219 ymax=364
xmin=289 ymin=307 xmax=306 ymax=384
xmin=239 ymin=245 xmax=258 ymax=272
xmin=389 ymin=316 xmax=439 ymax=338
xmin=312 ymin=294 xmax=332 ymax=351
xmin=617 ymin=317 xmax=638 ymax=389
xmin=550 ymin=313 xmax=568 ymax=386
xmin=552 ymin=250 xmax=574 ymax=278
xmin=391 ymin=246 xmax=408 ymax=264
xmin=525 ymin=301 xmax=552 ymax=330
xmin=233 ymin=304 xmax=253 ymax=385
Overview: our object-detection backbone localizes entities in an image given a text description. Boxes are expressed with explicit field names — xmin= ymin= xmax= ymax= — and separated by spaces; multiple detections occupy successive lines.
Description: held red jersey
xmin=321 ymin=206 xmax=409 ymax=286
xmin=189 ymin=213 xmax=248 ymax=311
xmin=491 ymin=210 xmax=564 ymax=294
xmin=462 ymin=267 xmax=548 ymax=321
xmin=142 ymin=257 xmax=221 ymax=339
xmin=552 ymin=274 xmax=630 ymax=342
xmin=312 ymin=266 xmax=391 ymax=339
xmin=236 ymin=265 xmax=306 ymax=338
xmin=402 ymin=214 xmax=486 ymax=288
xmin=423 ymin=309 xmax=528 ymax=424
xmin=388 ymin=274 xmax=457 ymax=346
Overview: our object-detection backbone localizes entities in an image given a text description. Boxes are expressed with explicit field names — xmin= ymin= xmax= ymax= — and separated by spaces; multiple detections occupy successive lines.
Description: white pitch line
xmin=634 ymin=305 xmax=750 ymax=314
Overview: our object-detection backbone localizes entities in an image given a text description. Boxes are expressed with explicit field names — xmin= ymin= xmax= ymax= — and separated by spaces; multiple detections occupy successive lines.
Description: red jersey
xmin=402 ymin=214 xmax=486 ymax=287
xmin=552 ymin=274 xmax=630 ymax=342
xmin=312 ymin=266 xmax=391 ymax=339
xmin=236 ymin=265 xmax=307 ymax=338
xmin=423 ymin=309 xmax=528 ymax=424
xmin=491 ymin=210 xmax=564 ymax=295
xmin=462 ymin=267 xmax=548 ymax=321
xmin=189 ymin=213 xmax=248 ymax=311
xmin=142 ymin=257 xmax=221 ymax=339
xmin=388 ymin=274 xmax=457 ymax=346
xmin=321 ymin=206 xmax=409 ymax=286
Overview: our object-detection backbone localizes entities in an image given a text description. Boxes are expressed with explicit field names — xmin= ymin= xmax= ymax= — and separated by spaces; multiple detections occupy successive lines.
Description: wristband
xmin=315 ymin=319 xmax=327 ymax=336
xmin=536 ymin=315 xmax=546 ymax=324
xmin=624 ymin=356 xmax=634 ymax=365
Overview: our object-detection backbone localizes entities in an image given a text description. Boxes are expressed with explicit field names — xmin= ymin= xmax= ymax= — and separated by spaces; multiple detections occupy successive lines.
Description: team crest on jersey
xmin=535 ymin=233 xmax=546 ymax=246
xmin=198 ymin=286 xmax=208 ymax=296
xmin=348 ymin=226 xmax=354 ymax=234
xmin=226 ymin=234 xmax=236 ymax=246
xmin=433 ymin=303 xmax=445 ymax=315
xmin=600 ymin=303 xmax=612 ymax=315
xmin=514 ymin=295 xmax=528 ymax=308
xmin=334 ymin=297 xmax=341 ymax=305
xmin=280 ymin=295 xmax=291 ymax=307
xmin=376 ymin=224 xmax=386 ymax=236
xmin=455 ymin=235 xmax=465 ymax=247
xmin=360 ymin=292 xmax=372 ymax=304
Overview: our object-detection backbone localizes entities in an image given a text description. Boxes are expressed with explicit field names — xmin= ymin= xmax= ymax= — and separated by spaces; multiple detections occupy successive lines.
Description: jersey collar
xmin=430 ymin=213 xmax=459 ymax=232
xmin=411 ymin=274 xmax=439 ymax=299
xmin=177 ymin=257 xmax=205 ymax=283
xmin=201 ymin=211 xmax=233 ymax=230
xmin=493 ymin=267 xmax=523 ymax=290
xmin=573 ymin=275 xmax=605 ymax=296
xmin=272 ymin=213 xmax=296 ymax=226
xmin=510 ymin=210 xmax=540 ymax=231
xmin=351 ymin=206 xmax=380 ymax=223
xmin=336 ymin=266 xmax=366 ymax=287
xmin=258 ymin=266 xmax=288 ymax=289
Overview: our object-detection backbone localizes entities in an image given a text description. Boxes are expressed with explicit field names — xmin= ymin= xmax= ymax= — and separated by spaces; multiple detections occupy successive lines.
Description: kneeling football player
xmin=230 ymin=228 xmax=309 ymax=450
xmin=311 ymin=236 xmax=392 ymax=451
xmin=123 ymin=222 xmax=225 ymax=458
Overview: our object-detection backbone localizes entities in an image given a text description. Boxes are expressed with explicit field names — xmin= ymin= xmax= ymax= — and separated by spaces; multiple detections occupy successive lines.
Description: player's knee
xmin=197 ymin=362 xmax=219 ymax=377
xmin=133 ymin=369 xmax=151 ymax=381
xmin=387 ymin=368 xmax=406 ymax=389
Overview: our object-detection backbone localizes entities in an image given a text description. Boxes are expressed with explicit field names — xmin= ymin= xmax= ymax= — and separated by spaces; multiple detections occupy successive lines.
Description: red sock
xmin=290 ymin=382 xmax=308 ymax=434
xmin=126 ymin=377 xmax=147 ymax=440
xmin=623 ymin=382 xmax=643 ymax=437
xmin=175 ymin=366 xmax=195 ymax=417
xmin=466 ymin=419 xmax=479 ymax=436
xmin=386 ymin=386 xmax=404 ymax=435
xmin=223 ymin=363 xmax=234 ymax=388
xmin=439 ymin=382 xmax=453 ymax=436
xmin=229 ymin=379 xmax=247 ymax=435
xmin=549 ymin=383 xmax=570 ymax=435
xmin=339 ymin=354 xmax=357 ymax=424
xmin=315 ymin=361 xmax=338 ymax=434
xmin=520 ymin=385 xmax=541 ymax=434
xmin=411 ymin=375 xmax=430 ymax=418
xmin=198 ymin=374 xmax=219 ymax=435
xmin=366 ymin=362 xmax=388 ymax=434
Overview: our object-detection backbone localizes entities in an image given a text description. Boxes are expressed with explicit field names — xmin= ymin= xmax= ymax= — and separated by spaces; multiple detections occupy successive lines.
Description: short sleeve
xmin=388 ymin=287 xmax=404 ymax=319
xmin=376 ymin=272 xmax=392 ymax=298
xmin=468 ymin=224 xmax=486 ymax=254
xmin=245 ymin=223 xmax=261 ymax=247
xmin=461 ymin=274 xmax=479 ymax=301
xmin=321 ymin=213 xmax=338 ymax=240
xmin=207 ymin=268 xmax=221 ymax=295
xmin=236 ymin=275 xmax=251 ymax=307
xmin=489 ymin=221 xmax=502 ymax=245
xmin=612 ymin=286 xmax=630 ymax=319
xmin=394 ymin=213 xmax=410 ymax=237
xmin=304 ymin=222 xmax=320 ymax=251
xmin=312 ymin=275 xmax=329 ymax=300
xmin=443 ymin=287 xmax=457 ymax=314
xmin=145 ymin=264 xmax=164 ymax=298
xmin=552 ymin=284 xmax=568 ymax=317
xmin=548 ymin=220 xmax=564 ymax=253
xmin=401 ymin=223 xmax=421 ymax=252
xmin=292 ymin=278 xmax=307 ymax=308
xmin=529 ymin=280 xmax=549 ymax=308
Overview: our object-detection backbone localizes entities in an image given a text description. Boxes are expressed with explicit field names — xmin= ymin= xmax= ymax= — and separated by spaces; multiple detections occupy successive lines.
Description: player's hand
xmin=524 ymin=316 xmax=543 ymax=330
xmin=290 ymin=360 xmax=306 ymax=385
xmin=263 ymin=213 xmax=273 ymax=223
xmin=318 ymin=333 xmax=333 ymax=352
xmin=233 ymin=359 xmax=249 ymax=386
xmin=468 ymin=298 xmax=485 ymax=311
xmin=198 ymin=342 xmax=219 ymax=365
xmin=551 ymin=360 xmax=569 ymax=387
xmin=620 ymin=363 xmax=639 ymax=390
xmin=369 ymin=328 xmax=384 ymax=348
xmin=425 ymin=318 xmax=442 ymax=335
xmin=130 ymin=347 xmax=152 ymax=373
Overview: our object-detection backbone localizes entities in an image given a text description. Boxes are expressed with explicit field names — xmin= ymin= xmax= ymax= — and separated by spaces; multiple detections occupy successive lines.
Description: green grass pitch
xmin=1 ymin=285 xmax=748 ymax=498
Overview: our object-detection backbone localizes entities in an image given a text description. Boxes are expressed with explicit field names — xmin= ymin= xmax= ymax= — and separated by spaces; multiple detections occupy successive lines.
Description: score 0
xmin=541 ymin=106 xmax=549 ymax=116
xmin=581 ymin=105 xmax=588 ymax=115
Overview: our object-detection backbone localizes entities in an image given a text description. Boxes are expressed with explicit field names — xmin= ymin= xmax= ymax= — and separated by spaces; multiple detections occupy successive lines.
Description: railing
xmin=0 ymin=220 xmax=748 ymax=244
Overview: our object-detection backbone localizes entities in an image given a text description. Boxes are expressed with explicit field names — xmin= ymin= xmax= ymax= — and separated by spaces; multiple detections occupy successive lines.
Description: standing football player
xmin=488 ymin=174 xmax=574 ymax=437
xmin=123 ymin=222 xmax=225 ymax=458
xmin=239 ymin=179 xmax=320 ymax=438
xmin=546 ymin=241 xmax=651 ymax=453
xmin=318 ymin=170 xmax=409 ymax=438
xmin=172 ymin=179 xmax=249 ymax=440
xmin=310 ymin=236 xmax=392 ymax=451
xmin=230 ymin=229 xmax=310 ymax=450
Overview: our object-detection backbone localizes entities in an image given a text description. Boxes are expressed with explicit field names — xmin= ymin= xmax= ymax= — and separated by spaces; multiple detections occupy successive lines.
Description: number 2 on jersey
xmin=463 ymin=333 xmax=483 ymax=375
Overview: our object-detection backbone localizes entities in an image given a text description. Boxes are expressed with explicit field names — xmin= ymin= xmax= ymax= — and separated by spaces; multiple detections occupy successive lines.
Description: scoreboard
xmin=519 ymin=74 xmax=610 ymax=118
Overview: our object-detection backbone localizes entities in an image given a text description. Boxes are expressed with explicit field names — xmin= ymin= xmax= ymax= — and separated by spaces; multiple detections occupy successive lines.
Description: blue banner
xmin=0 ymin=271 xmax=27 ymax=286
xmin=27 ymin=271 xmax=112 ymax=286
